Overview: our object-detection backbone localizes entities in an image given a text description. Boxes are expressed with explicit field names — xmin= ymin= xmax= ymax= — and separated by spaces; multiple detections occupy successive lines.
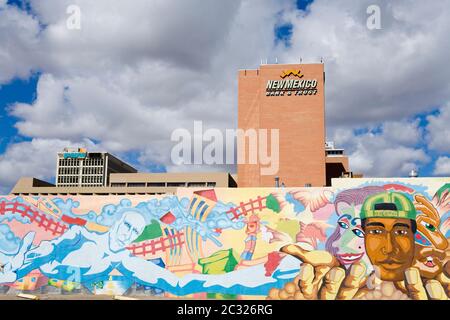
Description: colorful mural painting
xmin=0 ymin=179 xmax=449 ymax=300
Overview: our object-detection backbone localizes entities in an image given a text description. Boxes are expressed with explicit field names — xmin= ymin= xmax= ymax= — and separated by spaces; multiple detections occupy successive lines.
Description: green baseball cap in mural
xmin=360 ymin=192 xmax=417 ymax=220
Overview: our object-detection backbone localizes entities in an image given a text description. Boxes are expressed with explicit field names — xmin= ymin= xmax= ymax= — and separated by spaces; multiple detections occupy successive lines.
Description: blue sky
xmin=0 ymin=75 xmax=37 ymax=153
xmin=0 ymin=0 xmax=449 ymax=192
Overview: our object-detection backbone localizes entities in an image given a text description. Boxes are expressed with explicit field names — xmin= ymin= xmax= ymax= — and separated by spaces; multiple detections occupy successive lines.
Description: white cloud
xmin=0 ymin=3 xmax=41 ymax=83
xmin=0 ymin=138 xmax=96 ymax=193
xmin=332 ymin=119 xmax=430 ymax=177
xmin=434 ymin=157 xmax=450 ymax=176
xmin=0 ymin=0 xmax=291 ymax=191
xmin=279 ymin=0 xmax=450 ymax=177
xmin=426 ymin=103 xmax=450 ymax=153
xmin=280 ymin=0 xmax=450 ymax=126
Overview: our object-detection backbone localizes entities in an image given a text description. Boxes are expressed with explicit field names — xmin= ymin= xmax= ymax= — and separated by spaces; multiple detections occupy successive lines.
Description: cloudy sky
xmin=0 ymin=0 xmax=449 ymax=193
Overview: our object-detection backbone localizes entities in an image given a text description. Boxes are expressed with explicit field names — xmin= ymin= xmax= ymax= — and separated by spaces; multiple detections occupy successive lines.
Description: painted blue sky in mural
xmin=1 ymin=0 xmax=450 ymax=193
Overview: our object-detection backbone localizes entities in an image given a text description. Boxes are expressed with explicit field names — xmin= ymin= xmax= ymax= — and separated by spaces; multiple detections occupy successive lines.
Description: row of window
xmin=326 ymin=150 xmax=344 ymax=155
xmin=82 ymin=175 xmax=104 ymax=184
xmin=110 ymin=182 xmax=217 ymax=188
xmin=58 ymin=176 xmax=79 ymax=184
xmin=83 ymin=159 xmax=104 ymax=167
xmin=58 ymin=167 xmax=79 ymax=175
xmin=82 ymin=167 xmax=103 ymax=175
xmin=58 ymin=158 xmax=82 ymax=167
xmin=58 ymin=158 xmax=104 ymax=167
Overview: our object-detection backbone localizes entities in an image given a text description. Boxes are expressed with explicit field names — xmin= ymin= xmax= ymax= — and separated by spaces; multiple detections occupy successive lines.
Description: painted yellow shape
xmin=17 ymin=293 xmax=39 ymax=300
xmin=280 ymin=70 xmax=303 ymax=79
xmin=86 ymin=221 xmax=110 ymax=233
xmin=113 ymin=296 xmax=138 ymax=300
xmin=276 ymin=219 xmax=300 ymax=240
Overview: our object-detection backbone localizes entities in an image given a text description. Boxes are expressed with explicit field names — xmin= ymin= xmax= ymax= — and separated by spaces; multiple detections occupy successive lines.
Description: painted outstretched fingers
xmin=436 ymin=271 xmax=450 ymax=297
xmin=280 ymin=244 xmax=369 ymax=300
xmin=405 ymin=267 xmax=449 ymax=300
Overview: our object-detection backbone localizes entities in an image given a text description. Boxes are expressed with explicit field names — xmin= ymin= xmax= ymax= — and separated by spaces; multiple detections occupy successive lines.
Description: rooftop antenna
xmin=275 ymin=176 xmax=280 ymax=188
xmin=320 ymin=57 xmax=324 ymax=64
xmin=299 ymin=57 xmax=302 ymax=63
xmin=409 ymin=168 xmax=419 ymax=178
xmin=275 ymin=57 xmax=278 ymax=64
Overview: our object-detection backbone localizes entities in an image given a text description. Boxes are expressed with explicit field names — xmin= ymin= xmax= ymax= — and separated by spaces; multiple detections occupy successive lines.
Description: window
xmin=111 ymin=182 xmax=126 ymax=188
xmin=147 ymin=182 xmax=165 ymax=187
xmin=207 ymin=182 xmax=217 ymax=187
xmin=128 ymin=183 xmax=146 ymax=187
xmin=187 ymin=182 xmax=207 ymax=187
xmin=167 ymin=182 xmax=186 ymax=187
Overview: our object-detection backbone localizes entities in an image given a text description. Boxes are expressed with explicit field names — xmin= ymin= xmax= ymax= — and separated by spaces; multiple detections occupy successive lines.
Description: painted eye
xmin=369 ymin=229 xmax=383 ymax=235
xmin=395 ymin=230 xmax=408 ymax=236
xmin=420 ymin=221 xmax=436 ymax=232
xmin=352 ymin=229 xmax=365 ymax=238
xmin=338 ymin=221 xmax=349 ymax=229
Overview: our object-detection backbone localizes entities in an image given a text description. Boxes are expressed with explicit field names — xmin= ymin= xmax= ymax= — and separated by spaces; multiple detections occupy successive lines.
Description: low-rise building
xmin=11 ymin=172 xmax=237 ymax=196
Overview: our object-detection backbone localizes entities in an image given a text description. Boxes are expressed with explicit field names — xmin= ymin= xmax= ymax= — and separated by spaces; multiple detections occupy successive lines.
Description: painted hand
xmin=404 ymin=267 xmax=449 ymax=300
xmin=279 ymin=244 xmax=368 ymax=300
xmin=432 ymin=188 xmax=450 ymax=214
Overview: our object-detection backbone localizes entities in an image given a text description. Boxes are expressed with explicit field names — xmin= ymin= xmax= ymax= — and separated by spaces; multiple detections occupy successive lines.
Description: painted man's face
xmin=109 ymin=212 xmax=145 ymax=252
xmin=364 ymin=217 xmax=415 ymax=281
xmin=332 ymin=203 xmax=366 ymax=266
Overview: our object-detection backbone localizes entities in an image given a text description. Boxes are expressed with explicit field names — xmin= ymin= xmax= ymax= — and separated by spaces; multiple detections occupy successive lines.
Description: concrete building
xmin=56 ymin=148 xmax=137 ymax=187
xmin=11 ymin=172 xmax=237 ymax=196
xmin=325 ymin=141 xmax=351 ymax=186
xmin=237 ymin=63 xmax=349 ymax=187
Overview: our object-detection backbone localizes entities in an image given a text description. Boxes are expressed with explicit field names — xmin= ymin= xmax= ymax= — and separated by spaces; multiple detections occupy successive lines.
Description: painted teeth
xmin=426 ymin=256 xmax=433 ymax=262
xmin=341 ymin=255 xmax=361 ymax=261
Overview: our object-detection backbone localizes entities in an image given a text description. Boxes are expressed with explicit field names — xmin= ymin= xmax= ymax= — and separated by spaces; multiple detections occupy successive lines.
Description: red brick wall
xmin=238 ymin=64 xmax=326 ymax=187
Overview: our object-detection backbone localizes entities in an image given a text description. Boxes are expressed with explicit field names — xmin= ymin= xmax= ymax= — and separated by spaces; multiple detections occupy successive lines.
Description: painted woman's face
xmin=332 ymin=203 xmax=366 ymax=266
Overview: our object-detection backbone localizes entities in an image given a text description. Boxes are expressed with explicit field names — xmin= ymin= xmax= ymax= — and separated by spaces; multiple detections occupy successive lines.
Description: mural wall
xmin=0 ymin=179 xmax=449 ymax=300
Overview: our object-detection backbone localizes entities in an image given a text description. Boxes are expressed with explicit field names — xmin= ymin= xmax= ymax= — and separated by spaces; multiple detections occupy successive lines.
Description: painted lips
xmin=336 ymin=252 xmax=364 ymax=265
xmin=424 ymin=256 xmax=436 ymax=268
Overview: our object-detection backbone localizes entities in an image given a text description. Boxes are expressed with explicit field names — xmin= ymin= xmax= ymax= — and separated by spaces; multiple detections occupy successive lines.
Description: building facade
xmin=56 ymin=148 xmax=137 ymax=188
xmin=237 ymin=63 xmax=349 ymax=187
xmin=11 ymin=172 xmax=237 ymax=196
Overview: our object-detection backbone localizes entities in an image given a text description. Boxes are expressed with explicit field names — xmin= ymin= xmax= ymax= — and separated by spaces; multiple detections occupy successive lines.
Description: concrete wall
xmin=0 ymin=178 xmax=448 ymax=299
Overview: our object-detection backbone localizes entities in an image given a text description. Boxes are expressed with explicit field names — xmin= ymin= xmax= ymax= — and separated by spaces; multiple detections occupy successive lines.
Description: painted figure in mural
xmin=325 ymin=186 xmax=384 ymax=271
xmin=1 ymin=208 xmax=299 ymax=296
xmin=360 ymin=191 xmax=417 ymax=282
xmin=0 ymin=211 xmax=159 ymax=284
xmin=272 ymin=191 xmax=450 ymax=300
xmin=361 ymin=191 xmax=449 ymax=299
